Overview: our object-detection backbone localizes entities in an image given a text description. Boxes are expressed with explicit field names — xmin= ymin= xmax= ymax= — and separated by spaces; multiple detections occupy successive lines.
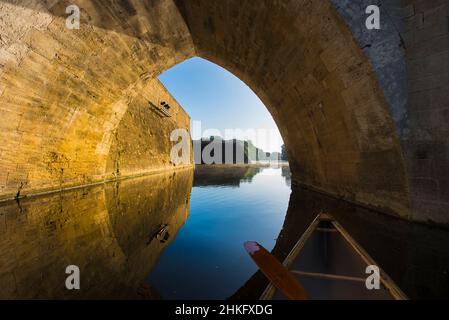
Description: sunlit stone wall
xmin=0 ymin=0 xmax=195 ymax=201
xmin=105 ymin=79 xmax=192 ymax=180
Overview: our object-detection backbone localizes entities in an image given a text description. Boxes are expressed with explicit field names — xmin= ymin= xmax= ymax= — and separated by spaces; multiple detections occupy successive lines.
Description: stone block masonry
xmin=105 ymin=79 xmax=193 ymax=180
xmin=401 ymin=0 xmax=449 ymax=224
xmin=0 ymin=0 xmax=448 ymax=225
xmin=0 ymin=0 xmax=195 ymax=201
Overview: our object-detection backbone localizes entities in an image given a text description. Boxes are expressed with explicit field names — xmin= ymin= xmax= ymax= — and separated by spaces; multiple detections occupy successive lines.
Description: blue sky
xmin=158 ymin=57 xmax=284 ymax=153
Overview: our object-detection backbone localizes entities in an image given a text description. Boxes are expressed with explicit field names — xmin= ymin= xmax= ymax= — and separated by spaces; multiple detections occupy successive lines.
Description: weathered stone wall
xmin=331 ymin=0 xmax=449 ymax=223
xmin=105 ymin=79 xmax=192 ymax=180
xmin=330 ymin=0 xmax=409 ymax=137
xmin=400 ymin=0 xmax=449 ymax=224
xmin=0 ymin=0 xmax=195 ymax=201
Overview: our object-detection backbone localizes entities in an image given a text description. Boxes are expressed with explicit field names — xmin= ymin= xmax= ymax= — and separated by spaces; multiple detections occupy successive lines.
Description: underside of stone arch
xmin=0 ymin=0 xmax=448 ymax=224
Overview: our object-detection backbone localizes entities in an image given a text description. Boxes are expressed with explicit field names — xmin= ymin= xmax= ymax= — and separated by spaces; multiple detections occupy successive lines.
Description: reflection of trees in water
xmin=231 ymin=186 xmax=449 ymax=300
xmin=0 ymin=168 xmax=194 ymax=299
xmin=194 ymin=164 xmax=292 ymax=188
xmin=193 ymin=165 xmax=265 ymax=187
xmin=241 ymin=167 xmax=263 ymax=183
xmin=281 ymin=166 xmax=291 ymax=187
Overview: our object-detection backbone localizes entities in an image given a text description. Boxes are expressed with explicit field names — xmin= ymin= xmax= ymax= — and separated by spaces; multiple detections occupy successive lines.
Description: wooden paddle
xmin=244 ymin=241 xmax=309 ymax=300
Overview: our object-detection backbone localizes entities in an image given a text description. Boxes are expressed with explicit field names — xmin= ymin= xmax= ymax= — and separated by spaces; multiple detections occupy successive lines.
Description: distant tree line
xmin=193 ymin=137 xmax=282 ymax=164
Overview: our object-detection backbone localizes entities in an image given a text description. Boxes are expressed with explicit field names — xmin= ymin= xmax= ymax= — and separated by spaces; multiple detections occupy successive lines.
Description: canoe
xmin=260 ymin=213 xmax=407 ymax=300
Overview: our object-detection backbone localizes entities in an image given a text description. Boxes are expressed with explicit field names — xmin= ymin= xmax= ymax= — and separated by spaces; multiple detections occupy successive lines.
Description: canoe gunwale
xmin=260 ymin=212 xmax=408 ymax=300
xmin=260 ymin=213 xmax=321 ymax=300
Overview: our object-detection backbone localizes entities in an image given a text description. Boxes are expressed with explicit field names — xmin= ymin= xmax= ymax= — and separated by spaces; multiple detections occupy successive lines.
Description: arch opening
xmin=6 ymin=0 xmax=449 ymax=223
xmin=158 ymin=56 xmax=287 ymax=165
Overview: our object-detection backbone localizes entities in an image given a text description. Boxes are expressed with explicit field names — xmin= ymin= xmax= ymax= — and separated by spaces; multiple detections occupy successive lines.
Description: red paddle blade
xmin=244 ymin=241 xmax=309 ymax=300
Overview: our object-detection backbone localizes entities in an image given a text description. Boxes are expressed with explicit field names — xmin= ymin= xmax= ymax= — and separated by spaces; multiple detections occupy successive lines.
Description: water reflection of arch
xmin=104 ymin=169 xmax=194 ymax=298
xmin=0 ymin=168 xmax=193 ymax=299
xmin=193 ymin=165 xmax=266 ymax=188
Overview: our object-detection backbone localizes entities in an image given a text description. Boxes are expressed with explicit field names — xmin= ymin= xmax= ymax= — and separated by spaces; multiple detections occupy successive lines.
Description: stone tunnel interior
xmin=0 ymin=0 xmax=449 ymax=303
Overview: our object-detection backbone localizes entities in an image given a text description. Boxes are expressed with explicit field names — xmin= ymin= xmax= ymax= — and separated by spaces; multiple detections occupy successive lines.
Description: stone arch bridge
xmin=0 ymin=0 xmax=448 ymax=225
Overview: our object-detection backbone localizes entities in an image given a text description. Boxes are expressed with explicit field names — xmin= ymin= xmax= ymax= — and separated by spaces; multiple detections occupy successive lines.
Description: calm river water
xmin=0 ymin=165 xmax=292 ymax=299
xmin=0 ymin=165 xmax=448 ymax=299
xmin=147 ymin=166 xmax=291 ymax=299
